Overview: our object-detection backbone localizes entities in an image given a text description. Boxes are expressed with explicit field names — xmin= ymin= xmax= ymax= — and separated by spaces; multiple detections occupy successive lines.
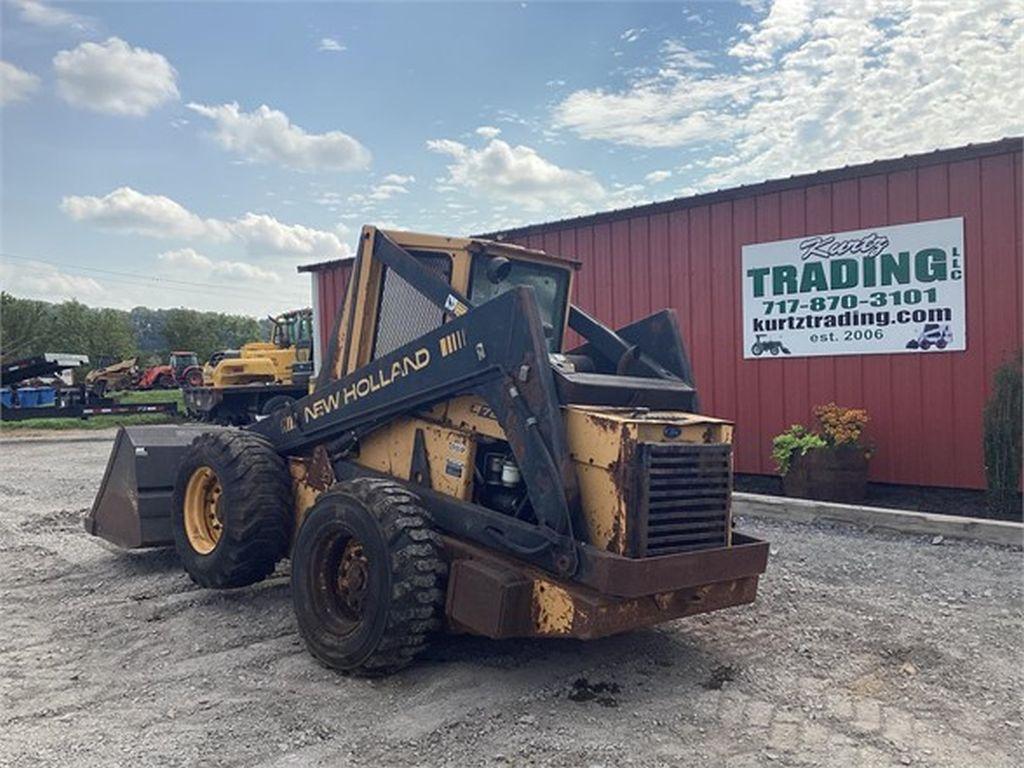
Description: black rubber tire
xmin=260 ymin=395 xmax=295 ymax=416
xmin=171 ymin=430 xmax=292 ymax=589
xmin=182 ymin=367 xmax=204 ymax=389
xmin=156 ymin=373 xmax=175 ymax=389
xmin=291 ymin=478 xmax=447 ymax=676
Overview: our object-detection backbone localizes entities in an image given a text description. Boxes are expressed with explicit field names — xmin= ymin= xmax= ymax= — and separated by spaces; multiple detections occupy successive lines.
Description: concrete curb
xmin=733 ymin=491 xmax=1023 ymax=548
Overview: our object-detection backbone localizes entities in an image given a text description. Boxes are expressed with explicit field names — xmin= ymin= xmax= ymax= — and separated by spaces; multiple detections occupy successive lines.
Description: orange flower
xmin=813 ymin=402 xmax=869 ymax=446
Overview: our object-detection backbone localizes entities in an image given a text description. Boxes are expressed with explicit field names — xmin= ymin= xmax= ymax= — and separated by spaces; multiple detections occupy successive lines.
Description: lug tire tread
xmin=172 ymin=430 xmax=292 ymax=589
xmin=296 ymin=477 xmax=447 ymax=676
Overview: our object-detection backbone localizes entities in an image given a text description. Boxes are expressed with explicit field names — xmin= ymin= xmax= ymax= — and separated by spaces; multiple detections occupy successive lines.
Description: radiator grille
xmin=638 ymin=443 xmax=732 ymax=556
xmin=372 ymin=252 xmax=452 ymax=360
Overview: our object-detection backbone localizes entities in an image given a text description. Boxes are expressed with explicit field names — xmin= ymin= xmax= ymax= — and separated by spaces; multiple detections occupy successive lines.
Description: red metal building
xmin=299 ymin=138 xmax=1022 ymax=490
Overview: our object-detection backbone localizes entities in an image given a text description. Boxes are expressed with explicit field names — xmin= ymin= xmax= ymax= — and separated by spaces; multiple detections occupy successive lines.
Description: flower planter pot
xmin=782 ymin=444 xmax=868 ymax=504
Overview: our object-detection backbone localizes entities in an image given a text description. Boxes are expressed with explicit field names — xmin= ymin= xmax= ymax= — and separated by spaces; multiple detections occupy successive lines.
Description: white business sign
xmin=741 ymin=217 xmax=965 ymax=359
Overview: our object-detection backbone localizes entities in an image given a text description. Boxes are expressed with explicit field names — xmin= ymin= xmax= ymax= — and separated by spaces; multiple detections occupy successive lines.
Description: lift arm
xmin=251 ymin=286 xmax=583 ymax=574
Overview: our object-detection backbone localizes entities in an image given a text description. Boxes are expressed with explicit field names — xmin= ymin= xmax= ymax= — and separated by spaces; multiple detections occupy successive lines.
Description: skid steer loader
xmin=87 ymin=227 xmax=768 ymax=675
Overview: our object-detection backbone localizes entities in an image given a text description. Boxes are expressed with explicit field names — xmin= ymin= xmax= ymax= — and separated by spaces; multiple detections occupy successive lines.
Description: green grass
xmin=1 ymin=412 xmax=179 ymax=431
xmin=111 ymin=388 xmax=185 ymax=408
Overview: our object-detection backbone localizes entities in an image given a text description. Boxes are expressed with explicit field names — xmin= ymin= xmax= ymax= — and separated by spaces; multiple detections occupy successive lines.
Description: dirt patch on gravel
xmin=1 ymin=435 xmax=1021 ymax=767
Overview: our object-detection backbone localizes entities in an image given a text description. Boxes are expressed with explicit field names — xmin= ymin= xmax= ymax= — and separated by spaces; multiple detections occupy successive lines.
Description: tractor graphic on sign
xmin=750 ymin=334 xmax=791 ymax=356
xmin=906 ymin=324 xmax=953 ymax=351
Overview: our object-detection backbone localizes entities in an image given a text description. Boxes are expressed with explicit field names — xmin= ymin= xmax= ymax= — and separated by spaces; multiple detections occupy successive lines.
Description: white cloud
xmin=348 ymin=174 xmax=418 ymax=205
xmin=11 ymin=0 xmax=92 ymax=32
xmin=227 ymin=213 xmax=348 ymax=258
xmin=645 ymin=170 xmax=672 ymax=184
xmin=60 ymin=187 xmax=226 ymax=240
xmin=187 ymin=102 xmax=371 ymax=172
xmin=0 ymin=61 xmax=41 ymax=105
xmin=61 ymin=186 xmax=351 ymax=258
xmin=475 ymin=125 xmax=502 ymax=139
xmin=157 ymin=248 xmax=282 ymax=282
xmin=0 ymin=261 xmax=105 ymax=301
xmin=621 ymin=27 xmax=647 ymax=43
xmin=314 ymin=191 xmax=344 ymax=209
xmin=660 ymin=39 xmax=714 ymax=70
xmin=0 ymin=250 xmax=307 ymax=317
xmin=349 ymin=184 xmax=409 ymax=204
xmin=728 ymin=0 xmax=814 ymax=64
xmin=554 ymin=0 xmax=1024 ymax=190
xmin=427 ymin=137 xmax=605 ymax=212
xmin=318 ymin=37 xmax=346 ymax=52
xmin=53 ymin=37 xmax=179 ymax=116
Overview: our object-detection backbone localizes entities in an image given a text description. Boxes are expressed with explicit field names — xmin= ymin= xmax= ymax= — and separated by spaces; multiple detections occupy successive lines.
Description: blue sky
xmin=1 ymin=0 xmax=1020 ymax=315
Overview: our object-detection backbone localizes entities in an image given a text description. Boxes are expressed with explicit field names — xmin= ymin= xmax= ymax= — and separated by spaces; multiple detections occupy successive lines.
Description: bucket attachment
xmin=85 ymin=425 xmax=226 ymax=548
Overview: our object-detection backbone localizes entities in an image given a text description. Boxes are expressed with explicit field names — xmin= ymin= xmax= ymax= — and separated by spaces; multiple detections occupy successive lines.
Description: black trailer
xmin=1 ymin=352 xmax=180 ymax=422
xmin=1 ymin=399 xmax=180 ymax=422
xmin=183 ymin=382 xmax=309 ymax=425
xmin=1 ymin=352 xmax=89 ymax=385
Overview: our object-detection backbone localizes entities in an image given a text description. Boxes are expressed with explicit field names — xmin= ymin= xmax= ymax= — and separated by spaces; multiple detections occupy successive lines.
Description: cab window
xmin=469 ymin=256 xmax=570 ymax=352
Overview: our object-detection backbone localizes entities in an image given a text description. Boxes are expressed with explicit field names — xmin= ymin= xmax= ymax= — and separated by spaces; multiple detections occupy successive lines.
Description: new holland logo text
xmin=303 ymin=348 xmax=431 ymax=421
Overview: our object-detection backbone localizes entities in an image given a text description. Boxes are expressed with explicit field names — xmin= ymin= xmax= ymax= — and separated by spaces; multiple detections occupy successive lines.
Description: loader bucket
xmin=85 ymin=424 xmax=224 ymax=548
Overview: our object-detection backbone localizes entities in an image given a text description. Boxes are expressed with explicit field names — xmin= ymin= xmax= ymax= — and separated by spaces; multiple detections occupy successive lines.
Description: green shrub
xmin=983 ymin=355 xmax=1022 ymax=516
xmin=772 ymin=425 xmax=826 ymax=476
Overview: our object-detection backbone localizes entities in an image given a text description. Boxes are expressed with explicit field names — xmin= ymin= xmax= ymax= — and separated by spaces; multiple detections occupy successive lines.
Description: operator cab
xmin=469 ymin=254 xmax=571 ymax=352
xmin=169 ymin=351 xmax=198 ymax=374
xmin=329 ymin=227 xmax=698 ymax=412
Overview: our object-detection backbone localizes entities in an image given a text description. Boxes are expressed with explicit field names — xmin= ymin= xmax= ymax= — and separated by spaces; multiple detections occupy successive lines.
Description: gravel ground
xmin=1 ymin=430 xmax=1021 ymax=767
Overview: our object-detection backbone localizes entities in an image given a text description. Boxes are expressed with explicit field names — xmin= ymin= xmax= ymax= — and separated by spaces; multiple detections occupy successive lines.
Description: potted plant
xmin=773 ymin=403 xmax=871 ymax=503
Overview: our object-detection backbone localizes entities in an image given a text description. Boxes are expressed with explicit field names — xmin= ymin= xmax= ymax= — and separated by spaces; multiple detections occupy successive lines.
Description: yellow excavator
xmin=204 ymin=309 xmax=313 ymax=387
xmin=186 ymin=309 xmax=314 ymax=424
xmin=87 ymin=226 xmax=768 ymax=675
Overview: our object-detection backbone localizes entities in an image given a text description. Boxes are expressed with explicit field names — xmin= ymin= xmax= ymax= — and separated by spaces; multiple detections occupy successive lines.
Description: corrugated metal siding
xmin=307 ymin=143 xmax=1022 ymax=489
xmin=507 ymin=148 xmax=1022 ymax=490
xmin=311 ymin=261 xmax=353 ymax=375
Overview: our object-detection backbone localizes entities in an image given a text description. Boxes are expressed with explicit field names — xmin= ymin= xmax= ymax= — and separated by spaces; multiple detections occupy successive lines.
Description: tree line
xmin=1 ymin=292 xmax=268 ymax=368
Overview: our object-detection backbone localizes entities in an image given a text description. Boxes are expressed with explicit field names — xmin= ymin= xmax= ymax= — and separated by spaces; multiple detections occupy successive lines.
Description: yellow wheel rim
xmin=183 ymin=465 xmax=224 ymax=555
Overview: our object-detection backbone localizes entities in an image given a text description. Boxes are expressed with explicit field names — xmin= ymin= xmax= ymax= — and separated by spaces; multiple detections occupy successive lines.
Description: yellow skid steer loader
xmin=87 ymin=227 xmax=768 ymax=675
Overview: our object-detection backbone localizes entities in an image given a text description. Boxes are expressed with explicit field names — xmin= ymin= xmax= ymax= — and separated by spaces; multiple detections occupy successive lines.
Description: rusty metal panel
xmin=498 ymin=142 xmax=1023 ymax=490
xmin=442 ymin=534 xmax=766 ymax=639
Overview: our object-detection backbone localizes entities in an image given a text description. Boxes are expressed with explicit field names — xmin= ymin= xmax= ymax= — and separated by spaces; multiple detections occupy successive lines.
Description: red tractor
xmin=137 ymin=351 xmax=204 ymax=390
